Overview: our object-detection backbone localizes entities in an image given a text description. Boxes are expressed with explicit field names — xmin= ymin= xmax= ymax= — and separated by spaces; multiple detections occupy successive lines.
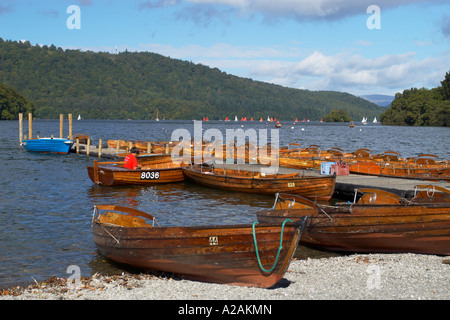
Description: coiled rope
xmin=252 ymin=219 xmax=293 ymax=274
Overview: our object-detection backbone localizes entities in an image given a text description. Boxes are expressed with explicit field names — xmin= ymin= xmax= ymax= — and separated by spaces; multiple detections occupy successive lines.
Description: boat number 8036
xmin=140 ymin=171 xmax=160 ymax=180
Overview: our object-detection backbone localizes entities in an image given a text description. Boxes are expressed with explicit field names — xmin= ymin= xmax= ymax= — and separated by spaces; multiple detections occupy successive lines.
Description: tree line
xmin=380 ymin=71 xmax=450 ymax=126
xmin=0 ymin=83 xmax=36 ymax=120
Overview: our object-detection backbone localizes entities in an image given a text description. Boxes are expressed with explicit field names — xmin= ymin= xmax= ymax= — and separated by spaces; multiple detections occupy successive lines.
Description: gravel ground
xmin=1 ymin=253 xmax=449 ymax=301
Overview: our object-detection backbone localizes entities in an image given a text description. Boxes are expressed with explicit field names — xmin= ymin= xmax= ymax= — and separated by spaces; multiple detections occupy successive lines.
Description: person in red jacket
xmin=124 ymin=147 xmax=140 ymax=170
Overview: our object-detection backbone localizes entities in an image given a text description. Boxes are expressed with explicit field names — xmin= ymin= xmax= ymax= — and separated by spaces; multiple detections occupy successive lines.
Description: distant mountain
xmin=0 ymin=38 xmax=384 ymax=120
xmin=360 ymin=94 xmax=395 ymax=107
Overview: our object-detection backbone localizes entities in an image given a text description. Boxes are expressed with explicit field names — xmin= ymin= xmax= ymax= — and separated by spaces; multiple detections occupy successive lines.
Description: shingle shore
xmin=1 ymin=253 xmax=448 ymax=300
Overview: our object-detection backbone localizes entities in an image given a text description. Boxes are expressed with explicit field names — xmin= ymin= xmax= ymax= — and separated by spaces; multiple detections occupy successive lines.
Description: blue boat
xmin=21 ymin=138 xmax=74 ymax=154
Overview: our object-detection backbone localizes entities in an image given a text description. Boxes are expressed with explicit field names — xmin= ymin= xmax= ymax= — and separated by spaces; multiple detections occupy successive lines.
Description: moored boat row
xmin=256 ymin=187 xmax=450 ymax=255
xmin=83 ymin=138 xmax=449 ymax=288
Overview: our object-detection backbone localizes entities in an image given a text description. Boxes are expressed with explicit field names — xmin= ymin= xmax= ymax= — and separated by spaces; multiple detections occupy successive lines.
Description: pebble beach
xmin=1 ymin=253 xmax=448 ymax=301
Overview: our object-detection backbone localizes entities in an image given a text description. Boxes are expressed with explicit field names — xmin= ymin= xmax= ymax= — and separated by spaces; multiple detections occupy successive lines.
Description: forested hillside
xmin=0 ymin=83 xmax=36 ymax=120
xmin=380 ymin=72 xmax=450 ymax=126
xmin=0 ymin=39 xmax=383 ymax=120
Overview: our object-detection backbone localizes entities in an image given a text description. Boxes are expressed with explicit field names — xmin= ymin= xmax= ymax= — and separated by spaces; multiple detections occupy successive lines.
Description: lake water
xmin=0 ymin=119 xmax=448 ymax=289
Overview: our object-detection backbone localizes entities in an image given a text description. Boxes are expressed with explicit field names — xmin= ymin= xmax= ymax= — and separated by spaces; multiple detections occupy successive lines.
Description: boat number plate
xmin=209 ymin=236 xmax=218 ymax=246
xmin=140 ymin=171 xmax=160 ymax=180
xmin=288 ymin=182 xmax=295 ymax=187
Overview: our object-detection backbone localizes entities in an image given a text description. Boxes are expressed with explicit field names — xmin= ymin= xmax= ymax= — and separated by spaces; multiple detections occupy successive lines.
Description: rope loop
xmin=252 ymin=219 xmax=293 ymax=274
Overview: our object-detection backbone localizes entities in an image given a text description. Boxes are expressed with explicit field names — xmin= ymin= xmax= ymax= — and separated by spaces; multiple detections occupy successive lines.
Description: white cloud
xmin=184 ymin=0 xmax=444 ymax=21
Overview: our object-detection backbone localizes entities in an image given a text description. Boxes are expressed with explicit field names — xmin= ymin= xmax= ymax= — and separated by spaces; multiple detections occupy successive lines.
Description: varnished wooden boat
xmin=256 ymin=186 xmax=450 ymax=255
xmin=107 ymin=139 xmax=175 ymax=154
xmin=87 ymin=159 xmax=186 ymax=186
xmin=182 ymin=164 xmax=336 ymax=201
xmin=348 ymin=150 xmax=450 ymax=182
xmin=91 ymin=204 xmax=307 ymax=288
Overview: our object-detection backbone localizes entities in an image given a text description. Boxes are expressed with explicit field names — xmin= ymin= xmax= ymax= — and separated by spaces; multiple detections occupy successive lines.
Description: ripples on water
xmin=0 ymin=119 xmax=448 ymax=288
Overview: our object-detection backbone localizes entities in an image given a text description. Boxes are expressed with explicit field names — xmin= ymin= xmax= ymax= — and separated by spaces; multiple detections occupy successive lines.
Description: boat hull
xmin=87 ymin=165 xmax=185 ymax=186
xmin=257 ymin=203 xmax=450 ymax=255
xmin=349 ymin=160 xmax=450 ymax=182
xmin=92 ymin=212 xmax=305 ymax=288
xmin=182 ymin=166 xmax=335 ymax=201
xmin=21 ymin=138 xmax=74 ymax=154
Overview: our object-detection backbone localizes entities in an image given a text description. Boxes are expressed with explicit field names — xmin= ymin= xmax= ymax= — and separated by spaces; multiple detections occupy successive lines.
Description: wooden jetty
xmin=18 ymin=114 xmax=449 ymax=198
xmin=335 ymin=174 xmax=450 ymax=198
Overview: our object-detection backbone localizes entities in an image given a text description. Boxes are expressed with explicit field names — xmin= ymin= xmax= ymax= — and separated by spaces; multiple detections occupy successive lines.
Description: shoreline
xmin=1 ymin=253 xmax=449 ymax=300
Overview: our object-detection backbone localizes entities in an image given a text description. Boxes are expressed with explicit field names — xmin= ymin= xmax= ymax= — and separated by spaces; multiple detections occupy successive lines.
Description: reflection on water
xmin=0 ymin=119 xmax=448 ymax=289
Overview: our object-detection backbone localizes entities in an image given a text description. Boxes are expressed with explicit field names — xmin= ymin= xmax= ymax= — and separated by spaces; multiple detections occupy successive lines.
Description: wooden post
xmin=28 ymin=113 xmax=32 ymax=139
xmin=19 ymin=113 xmax=23 ymax=143
xmin=116 ymin=140 xmax=120 ymax=153
xmin=59 ymin=114 xmax=63 ymax=138
xmin=76 ymin=138 xmax=80 ymax=154
xmin=128 ymin=141 xmax=133 ymax=152
xmin=87 ymin=138 xmax=91 ymax=156
xmin=98 ymin=139 xmax=102 ymax=158
xmin=165 ymin=143 xmax=169 ymax=154
xmin=147 ymin=142 xmax=152 ymax=154
xmin=93 ymin=160 xmax=99 ymax=184
xmin=68 ymin=114 xmax=73 ymax=139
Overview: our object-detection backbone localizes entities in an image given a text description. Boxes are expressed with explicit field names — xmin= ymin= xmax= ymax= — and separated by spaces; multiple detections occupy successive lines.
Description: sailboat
xmin=77 ymin=114 xmax=81 ymax=120
xmin=373 ymin=117 xmax=378 ymax=123
xmin=156 ymin=109 xmax=160 ymax=121
xmin=362 ymin=117 xmax=367 ymax=124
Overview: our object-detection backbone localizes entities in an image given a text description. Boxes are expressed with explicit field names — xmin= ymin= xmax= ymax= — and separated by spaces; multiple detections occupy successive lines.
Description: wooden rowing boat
xmin=348 ymin=150 xmax=450 ymax=182
xmin=87 ymin=158 xmax=186 ymax=186
xmin=91 ymin=204 xmax=307 ymax=288
xmin=107 ymin=139 xmax=176 ymax=154
xmin=256 ymin=186 xmax=450 ymax=255
xmin=182 ymin=164 xmax=336 ymax=201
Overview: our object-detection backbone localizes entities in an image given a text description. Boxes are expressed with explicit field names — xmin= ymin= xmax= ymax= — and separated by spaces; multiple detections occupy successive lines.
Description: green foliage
xmin=0 ymin=83 xmax=36 ymax=120
xmin=0 ymin=38 xmax=383 ymax=120
xmin=380 ymin=71 xmax=450 ymax=126
xmin=323 ymin=109 xmax=353 ymax=122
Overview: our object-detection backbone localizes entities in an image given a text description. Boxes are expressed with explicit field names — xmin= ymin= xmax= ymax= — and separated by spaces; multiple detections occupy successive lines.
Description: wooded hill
xmin=0 ymin=83 xmax=36 ymax=120
xmin=380 ymin=71 xmax=450 ymax=126
xmin=0 ymin=38 xmax=383 ymax=120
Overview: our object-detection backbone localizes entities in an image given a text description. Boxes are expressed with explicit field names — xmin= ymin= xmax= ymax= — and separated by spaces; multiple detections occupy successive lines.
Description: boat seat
xmin=98 ymin=212 xmax=152 ymax=228
xmin=357 ymin=188 xmax=401 ymax=204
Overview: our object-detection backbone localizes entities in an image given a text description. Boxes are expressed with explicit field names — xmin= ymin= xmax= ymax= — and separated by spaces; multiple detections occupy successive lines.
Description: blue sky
xmin=1 ymin=0 xmax=449 ymax=96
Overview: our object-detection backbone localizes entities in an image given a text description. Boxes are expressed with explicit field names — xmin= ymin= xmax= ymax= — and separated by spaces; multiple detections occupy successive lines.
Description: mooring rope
xmin=252 ymin=218 xmax=293 ymax=274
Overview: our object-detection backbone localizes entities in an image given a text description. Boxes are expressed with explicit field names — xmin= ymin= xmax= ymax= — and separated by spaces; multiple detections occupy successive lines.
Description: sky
xmin=1 ymin=0 xmax=450 ymax=97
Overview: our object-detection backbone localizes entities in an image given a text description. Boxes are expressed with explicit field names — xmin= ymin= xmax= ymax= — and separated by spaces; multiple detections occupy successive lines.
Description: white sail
xmin=77 ymin=114 xmax=81 ymax=120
